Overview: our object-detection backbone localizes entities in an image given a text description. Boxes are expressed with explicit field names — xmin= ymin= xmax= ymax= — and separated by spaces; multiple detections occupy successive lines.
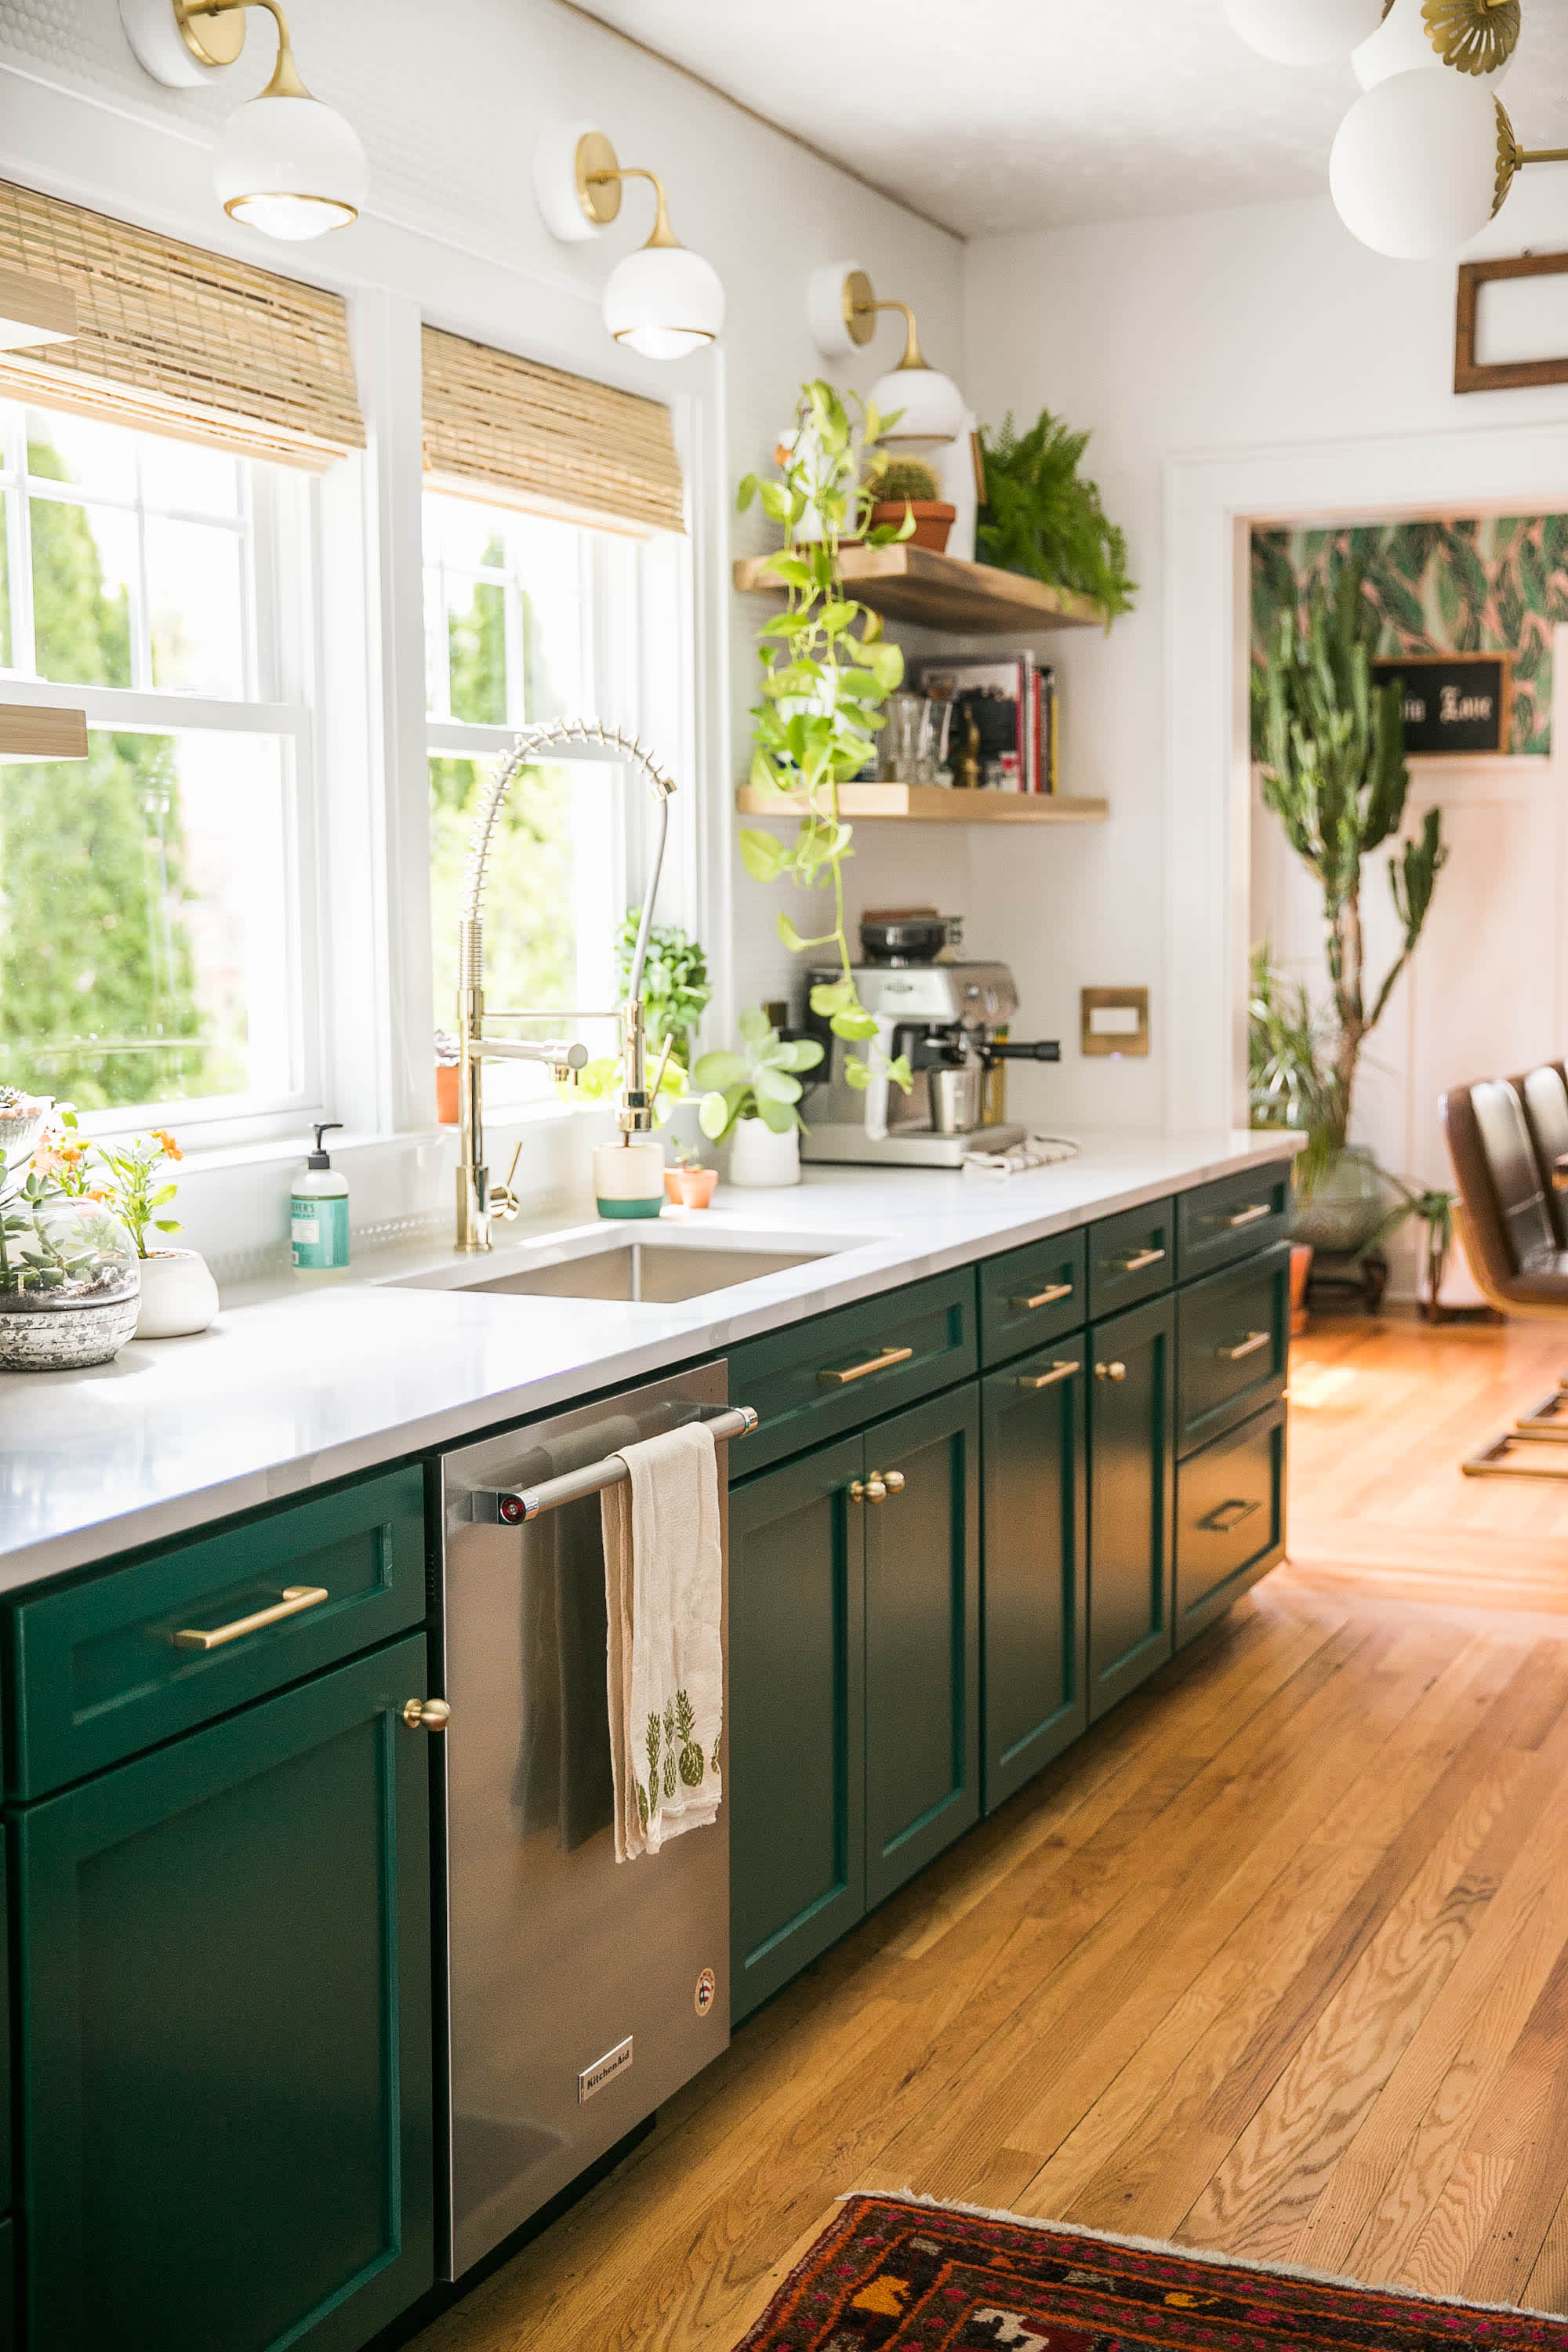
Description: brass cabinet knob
xmin=402 ymin=1697 xmax=452 ymax=1732
xmin=1095 ymin=1360 xmax=1127 ymax=1382
xmin=880 ymin=1469 xmax=906 ymax=1494
xmin=849 ymin=1477 xmax=888 ymax=1504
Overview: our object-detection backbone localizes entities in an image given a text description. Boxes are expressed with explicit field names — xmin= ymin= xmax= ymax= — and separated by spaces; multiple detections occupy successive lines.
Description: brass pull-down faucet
xmin=454 ymin=718 xmax=679 ymax=1254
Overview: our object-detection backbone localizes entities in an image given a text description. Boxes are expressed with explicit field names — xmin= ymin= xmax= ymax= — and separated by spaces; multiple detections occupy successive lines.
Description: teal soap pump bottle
xmin=291 ymin=1122 xmax=350 ymax=1276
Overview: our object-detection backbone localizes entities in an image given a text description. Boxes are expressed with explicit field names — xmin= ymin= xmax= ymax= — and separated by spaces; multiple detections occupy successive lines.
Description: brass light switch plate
xmin=1081 ymin=987 xmax=1149 ymax=1058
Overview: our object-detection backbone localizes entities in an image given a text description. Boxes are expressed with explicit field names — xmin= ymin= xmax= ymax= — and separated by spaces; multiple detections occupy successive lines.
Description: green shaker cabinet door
xmin=20 ymin=1633 xmax=434 ymax=2352
xmin=863 ymin=1388 xmax=981 ymax=1907
xmin=1087 ymin=1295 xmax=1177 ymax=1722
xmin=729 ymin=1438 xmax=866 ymax=2022
xmin=981 ymin=1338 xmax=1088 ymax=1811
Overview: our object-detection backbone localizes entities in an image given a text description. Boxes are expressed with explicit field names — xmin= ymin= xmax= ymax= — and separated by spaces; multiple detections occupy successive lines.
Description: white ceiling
xmin=566 ymin=0 xmax=1568 ymax=238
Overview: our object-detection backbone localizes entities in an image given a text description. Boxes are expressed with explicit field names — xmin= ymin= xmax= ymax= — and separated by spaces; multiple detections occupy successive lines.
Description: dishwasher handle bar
xmin=471 ymin=1404 xmax=760 ymax=1526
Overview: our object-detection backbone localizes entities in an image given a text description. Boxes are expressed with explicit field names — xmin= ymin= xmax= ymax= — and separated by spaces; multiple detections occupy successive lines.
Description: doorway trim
xmin=1163 ymin=416 xmax=1568 ymax=1134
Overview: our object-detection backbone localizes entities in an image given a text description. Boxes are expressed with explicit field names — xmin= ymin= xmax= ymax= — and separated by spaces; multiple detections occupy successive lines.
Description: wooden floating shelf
xmin=735 ymin=782 xmax=1107 ymax=826
xmin=732 ymin=543 xmax=1108 ymax=636
xmin=0 ymin=703 xmax=89 ymax=762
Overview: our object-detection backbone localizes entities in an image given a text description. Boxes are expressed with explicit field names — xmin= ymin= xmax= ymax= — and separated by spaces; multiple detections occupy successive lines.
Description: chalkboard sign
xmin=1372 ymin=652 xmax=1513 ymax=757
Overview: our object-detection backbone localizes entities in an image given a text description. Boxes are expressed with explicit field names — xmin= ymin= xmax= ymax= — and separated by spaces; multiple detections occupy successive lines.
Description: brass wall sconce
xmin=118 ymin=0 xmax=366 ymax=241
xmin=533 ymin=122 xmax=724 ymax=361
xmin=806 ymin=261 xmax=965 ymax=441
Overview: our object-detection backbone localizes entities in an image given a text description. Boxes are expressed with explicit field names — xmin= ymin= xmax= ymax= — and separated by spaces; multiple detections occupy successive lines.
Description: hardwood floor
xmin=413 ymin=1317 xmax=1568 ymax=2352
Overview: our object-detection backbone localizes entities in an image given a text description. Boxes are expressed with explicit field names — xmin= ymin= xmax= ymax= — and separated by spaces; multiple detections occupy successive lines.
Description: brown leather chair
xmin=1515 ymin=1062 xmax=1568 ymax=1247
xmin=1441 ymin=1075 xmax=1568 ymax=1318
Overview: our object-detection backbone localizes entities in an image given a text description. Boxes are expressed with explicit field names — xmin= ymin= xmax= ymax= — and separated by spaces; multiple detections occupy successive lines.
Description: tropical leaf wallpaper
xmin=1251 ymin=517 xmax=1568 ymax=757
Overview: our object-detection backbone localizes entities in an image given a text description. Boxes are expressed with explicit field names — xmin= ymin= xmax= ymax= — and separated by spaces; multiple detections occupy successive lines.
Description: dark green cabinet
xmin=863 ymin=1387 xmax=981 ymax=1907
xmin=981 ymin=1337 xmax=1088 ymax=1811
xmin=729 ymin=1394 xmax=979 ymax=2020
xmin=1087 ymin=1294 xmax=1176 ymax=1722
xmin=18 ymin=1633 xmax=434 ymax=2352
xmin=728 ymin=1438 xmax=866 ymax=2023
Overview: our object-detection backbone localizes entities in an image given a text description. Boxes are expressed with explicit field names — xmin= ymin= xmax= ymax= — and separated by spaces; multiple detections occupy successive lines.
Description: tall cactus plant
xmin=1254 ymin=562 xmax=1446 ymax=1183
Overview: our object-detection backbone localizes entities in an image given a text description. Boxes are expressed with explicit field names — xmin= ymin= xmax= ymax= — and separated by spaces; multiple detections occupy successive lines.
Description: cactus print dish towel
xmin=602 ymin=1419 xmax=723 ymax=1861
xmin=733 ymin=2193 xmax=1568 ymax=2350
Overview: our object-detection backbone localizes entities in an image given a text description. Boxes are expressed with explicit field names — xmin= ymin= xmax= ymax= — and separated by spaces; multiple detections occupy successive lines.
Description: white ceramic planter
xmin=134 ymin=1248 xmax=220 ymax=1339
xmin=728 ymin=1118 xmax=801 ymax=1189
xmin=592 ymin=1140 xmax=666 ymax=1221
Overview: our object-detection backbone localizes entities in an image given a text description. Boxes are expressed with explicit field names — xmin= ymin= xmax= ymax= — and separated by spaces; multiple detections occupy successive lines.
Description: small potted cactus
xmin=865 ymin=456 xmax=956 ymax=554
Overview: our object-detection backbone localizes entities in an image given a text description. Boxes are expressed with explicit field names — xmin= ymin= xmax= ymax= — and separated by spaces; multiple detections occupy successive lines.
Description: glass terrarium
xmin=0 ymin=1094 xmax=140 ymax=1370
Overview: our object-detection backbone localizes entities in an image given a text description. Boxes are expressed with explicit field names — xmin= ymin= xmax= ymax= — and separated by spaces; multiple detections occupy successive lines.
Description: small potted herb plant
xmin=93 ymin=1130 xmax=220 ymax=1339
xmin=694 ymin=1008 xmax=823 ymax=1188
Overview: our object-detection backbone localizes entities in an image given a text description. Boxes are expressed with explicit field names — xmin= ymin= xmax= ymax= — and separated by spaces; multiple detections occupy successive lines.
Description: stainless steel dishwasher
xmin=437 ymin=1359 xmax=752 ymax=2278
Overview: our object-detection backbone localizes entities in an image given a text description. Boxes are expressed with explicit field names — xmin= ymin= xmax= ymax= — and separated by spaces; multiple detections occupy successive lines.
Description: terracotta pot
xmin=435 ymin=1062 xmax=459 ymax=1125
xmin=676 ymin=1167 xmax=718 ymax=1210
xmin=868 ymin=500 xmax=956 ymax=554
xmin=663 ymin=1168 xmax=684 ymax=1206
xmin=1290 ymin=1241 xmax=1313 ymax=1338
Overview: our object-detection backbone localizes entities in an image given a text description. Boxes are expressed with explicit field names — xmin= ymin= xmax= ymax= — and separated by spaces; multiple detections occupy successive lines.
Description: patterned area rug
xmin=734 ymin=2194 xmax=1568 ymax=2349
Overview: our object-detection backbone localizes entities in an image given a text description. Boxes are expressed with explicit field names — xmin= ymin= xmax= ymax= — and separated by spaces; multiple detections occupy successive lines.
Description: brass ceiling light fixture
xmin=118 ymin=0 xmax=366 ymax=241
xmin=1423 ymin=0 xmax=1521 ymax=74
xmin=805 ymin=263 xmax=966 ymax=442
xmin=533 ymin=122 xmax=725 ymax=361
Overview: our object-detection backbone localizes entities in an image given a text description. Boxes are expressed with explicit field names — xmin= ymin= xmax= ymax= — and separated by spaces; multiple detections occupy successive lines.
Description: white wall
xmin=0 ymin=0 xmax=964 ymax=1265
xmin=961 ymin=174 xmax=1568 ymax=1152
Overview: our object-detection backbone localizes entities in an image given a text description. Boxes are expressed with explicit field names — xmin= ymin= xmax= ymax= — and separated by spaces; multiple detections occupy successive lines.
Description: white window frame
xmin=0 ymin=401 xmax=325 ymax=1150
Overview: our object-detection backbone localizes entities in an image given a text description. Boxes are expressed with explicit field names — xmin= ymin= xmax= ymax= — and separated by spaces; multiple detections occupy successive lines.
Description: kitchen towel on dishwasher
xmin=601 ymin=1419 xmax=724 ymax=1861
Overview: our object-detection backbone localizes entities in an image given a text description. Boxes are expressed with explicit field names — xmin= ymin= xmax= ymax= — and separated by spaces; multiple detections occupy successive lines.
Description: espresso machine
xmin=798 ymin=913 xmax=1060 ymax=1168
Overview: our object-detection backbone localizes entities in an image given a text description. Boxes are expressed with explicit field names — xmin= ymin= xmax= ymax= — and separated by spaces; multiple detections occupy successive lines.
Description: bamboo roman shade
xmin=422 ymin=325 xmax=684 ymax=536
xmin=0 ymin=179 xmax=363 ymax=472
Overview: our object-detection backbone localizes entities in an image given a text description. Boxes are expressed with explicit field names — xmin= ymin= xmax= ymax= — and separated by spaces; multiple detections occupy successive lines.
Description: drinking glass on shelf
xmin=879 ymin=691 xmax=940 ymax=783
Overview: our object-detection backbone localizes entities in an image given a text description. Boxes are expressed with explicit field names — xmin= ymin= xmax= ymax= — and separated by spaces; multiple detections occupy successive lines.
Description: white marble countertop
xmin=0 ymin=1132 xmax=1298 ymax=1595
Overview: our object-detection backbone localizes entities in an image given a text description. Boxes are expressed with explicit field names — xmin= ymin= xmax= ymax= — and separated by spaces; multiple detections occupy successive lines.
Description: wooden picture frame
xmin=1455 ymin=252 xmax=1568 ymax=394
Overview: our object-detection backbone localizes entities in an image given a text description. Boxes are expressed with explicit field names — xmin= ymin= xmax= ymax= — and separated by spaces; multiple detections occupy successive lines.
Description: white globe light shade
xmin=1225 ymin=0 xmax=1384 ymax=67
xmin=1354 ymin=0 xmax=1512 ymax=88
xmin=867 ymin=365 xmax=966 ymax=443
xmin=1330 ymin=69 xmax=1502 ymax=258
xmin=602 ymin=243 xmax=724 ymax=361
xmin=214 ymin=93 xmax=365 ymax=240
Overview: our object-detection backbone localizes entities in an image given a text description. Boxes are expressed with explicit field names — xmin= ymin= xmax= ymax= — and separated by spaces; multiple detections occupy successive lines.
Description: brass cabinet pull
xmin=1197 ymin=1498 xmax=1261 ymax=1534
xmin=1220 ymin=1330 xmax=1271 ymax=1362
xmin=871 ymin=1469 xmax=906 ymax=1494
xmin=402 ymin=1697 xmax=452 ymax=1732
xmin=172 ymin=1584 xmax=328 ymax=1651
xmin=1112 ymin=1247 xmax=1165 ymax=1274
xmin=1223 ymin=1203 xmax=1270 ymax=1229
xmin=1009 ymin=1281 xmax=1074 ymax=1312
xmin=819 ymin=1345 xmax=913 ymax=1386
xmin=849 ymin=1477 xmax=887 ymax=1505
xmin=1018 ymin=1360 xmax=1080 ymax=1392
xmin=1094 ymin=1360 xmax=1128 ymax=1382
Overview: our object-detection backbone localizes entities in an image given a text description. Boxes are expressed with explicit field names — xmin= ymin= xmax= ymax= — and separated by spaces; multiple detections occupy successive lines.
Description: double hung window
xmin=0 ymin=398 xmax=310 ymax=1128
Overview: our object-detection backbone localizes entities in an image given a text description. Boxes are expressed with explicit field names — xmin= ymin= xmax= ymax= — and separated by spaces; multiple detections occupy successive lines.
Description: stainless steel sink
xmin=396 ymin=1231 xmax=845 ymax=1305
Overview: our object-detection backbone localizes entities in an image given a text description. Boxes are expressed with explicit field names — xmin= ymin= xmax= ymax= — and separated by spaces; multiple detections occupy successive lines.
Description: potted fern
xmin=977 ymin=409 xmax=1137 ymax=625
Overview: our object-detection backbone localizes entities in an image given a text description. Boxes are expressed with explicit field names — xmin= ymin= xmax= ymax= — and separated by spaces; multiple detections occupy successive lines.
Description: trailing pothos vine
xmin=736 ymin=380 xmax=913 ymax=1098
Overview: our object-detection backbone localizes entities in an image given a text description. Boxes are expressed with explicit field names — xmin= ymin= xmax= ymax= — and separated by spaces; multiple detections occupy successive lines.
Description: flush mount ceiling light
xmin=0 ymin=265 xmax=76 ymax=352
xmin=805 ymin=262 xmax=965 ymax=443
xmin=1224 ymin=0 xmax=1388 ymax=66
xmin=532 ymin=122 xmax=724 ymax=361
xmin=118 ymin=0 xmax=365 ymax=241
xmin=1355 ymin=0 xmax=1516 ymax=85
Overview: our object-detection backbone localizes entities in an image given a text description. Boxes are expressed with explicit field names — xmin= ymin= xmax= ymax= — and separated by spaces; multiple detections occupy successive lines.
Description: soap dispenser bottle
xmin=291 ymin=1122 xmax=350 ymax=1276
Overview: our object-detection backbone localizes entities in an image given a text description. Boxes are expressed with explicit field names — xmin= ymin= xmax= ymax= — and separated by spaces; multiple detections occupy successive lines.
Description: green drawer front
xmin=728 ymin=1269 xmax=977 ymax=1474
xmin=0 ymin=2218 xmax=13 ymax=2349
xmin=0 ymin=1831 xmax=9 ymax=2216
xmin=978 ymin=1228 xmax=1087 ymax=1368
xmin=1175 ymin=1399 xmax=1287 ymax=1646
xmin=1177 ymin=1243 xmax=1291 ymax=1458
xmin=8 ymin=1465 xmax=427 ymax=1798
xmin=1178 ymin=1162 xmax=1294 ymax=1282
xmin=1087 ymin=1198 xmax=1174 ymax=1319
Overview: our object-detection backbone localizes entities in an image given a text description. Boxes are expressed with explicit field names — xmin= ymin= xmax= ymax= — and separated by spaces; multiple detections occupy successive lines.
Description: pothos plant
xmin=736 ymin=380 xmax=913 ymax=1102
